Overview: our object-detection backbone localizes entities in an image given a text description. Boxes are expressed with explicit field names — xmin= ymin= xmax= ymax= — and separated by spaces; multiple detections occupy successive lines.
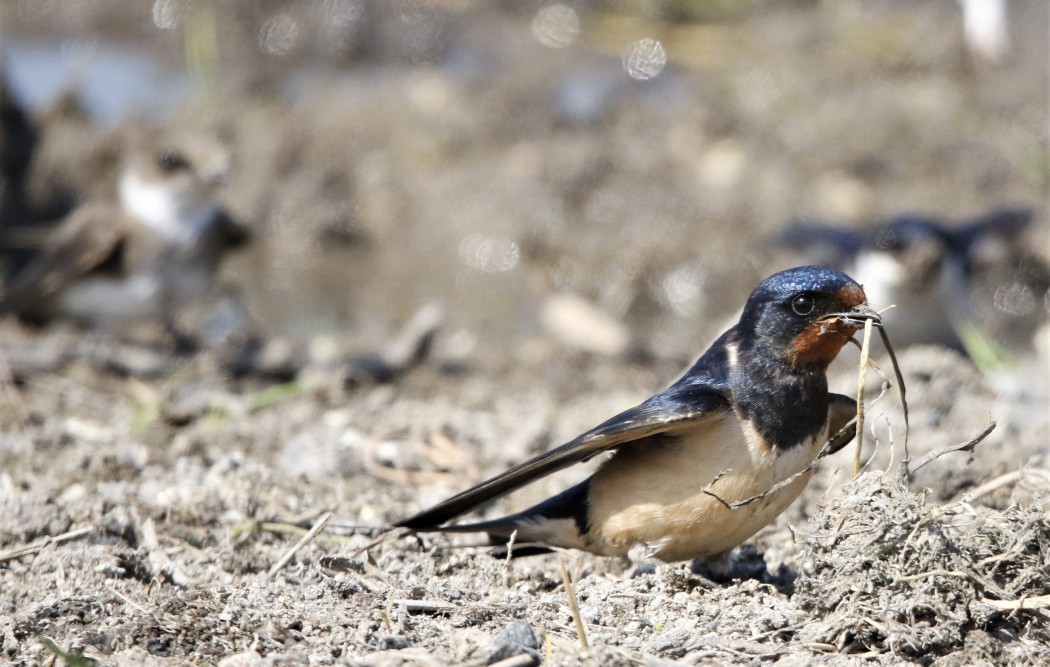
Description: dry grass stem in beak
xmin=826 ymin=305 xmax=882 ymax=327
xmin=846 ymin=305 xmax=909 ymax=478
xmin=879 ymin=324 xmax=909 ymax=466
xmin=853 ymin=317 xmax=874 ymax=478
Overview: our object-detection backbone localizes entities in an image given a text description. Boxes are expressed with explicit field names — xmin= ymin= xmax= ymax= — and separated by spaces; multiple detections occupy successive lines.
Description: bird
xmin=0 ymin=70 xmax=38 ymax=228
xmin=777 ymin=209 xmax=1034 ymax=351
xmin=0 ymin=129 xmax=249 ymax=334
xmin=397 ymin=266 xmax=880 ymax=563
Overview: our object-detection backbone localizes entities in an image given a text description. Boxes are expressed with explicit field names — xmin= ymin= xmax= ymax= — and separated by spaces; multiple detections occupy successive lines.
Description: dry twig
xmin=141 ymin=517 xmax=193 ymax=587
xmin=488 ymin=655 xmax=541 ymax=667
xmin=0 ymin=526 xmax=94 ymax=563
xmin=956 ymin=467 xmax=1050 ymax=504
xmin=351 ymin=527 xmax=408 ymax=559
xmin=364 ymin=442 xmax=460 ymax=486
xmin=852 ymin=317 xmax=873 ymax=477
xmin=392 ymin=599 xmax=457 ymax=614
xmin=980 ymin=595 xmax=1050 ymax=611
xmin=909 ymin=422 xmax=996 ymax=474
xmin=267 ymin=511 xmax=331 ymax=580
xmin=877 ymin=324 xmax=909 ymax=461
xmin=560 ymin=562 xmax=590 ymax=657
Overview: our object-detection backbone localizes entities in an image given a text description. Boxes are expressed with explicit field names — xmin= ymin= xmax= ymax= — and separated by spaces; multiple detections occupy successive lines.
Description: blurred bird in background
xmin=0 ymin=129 xmax=250 ymax=346
xmin=777 ymin=208 xmax=1045 ymax=362
xmin=0 ymin=71 xmax=38 ymax=228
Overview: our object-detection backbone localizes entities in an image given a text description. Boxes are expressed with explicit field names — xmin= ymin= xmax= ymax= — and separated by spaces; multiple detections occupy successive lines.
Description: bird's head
xmin=120 ymin=130 xmax=230 ymax=237
xmin=739 ymin=265 xmax=880 ymax=368
xmin=854 ymin=216 xmax=954 ymax=300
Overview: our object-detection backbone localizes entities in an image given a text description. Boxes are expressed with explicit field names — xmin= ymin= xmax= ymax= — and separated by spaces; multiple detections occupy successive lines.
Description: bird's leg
xmin=626 ymin=542 xmax=663 ymax=578
xmin=690 ymin=546 xmax=769 ymax=583
xmin=689 ymin=551 xmax=734 ymax=582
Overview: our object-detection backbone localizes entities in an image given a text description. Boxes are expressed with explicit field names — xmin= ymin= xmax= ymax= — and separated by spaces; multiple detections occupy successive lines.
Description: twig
xmin=426 ymin=428 xmax=480 ymax=480
xmin=980 ymin=594 xmax=1050 ymax=611
xmin=956 ymin=467 xmax=1050 ymax=504
xmin=392 ymin=599 xmax=457 ymax=614
xmin=699 ymin=469 xmax=733 ymax=508
xmin=852 ymin=318 xmax=873 ymax=478
xmin=864 ymin=414 xmax=888 ymax=475
xmin=111 ymin=589 xmax=151 ymax=615
xmin=267 ymin=511 xmax=331 ymax=580
xmin=893 ymin=569 xmax=972 ymax=584
xmin=364 ymin=441 xmax=460 ymax=486
xmin=381 ymin=597 xmax=394 ymax=634
xmin=702 ymin=415 xmax=861 ymax=510
xmin=350 ymin=527 xmax=407 ymax=559
xmin=0 ymin=526 xmax=94 ymax=563
xmin=503 ymin=529 xmax=517 ymax=588
xmin=908 ymin=422 xmax=996 ymax=475
xmin=489 ymin=659 xmax=541 ymax=667
xmin=142 ymin=517 xmax=192 ymax=587
xmin=919 ymin=567 xmax=1011 ymax=600
xmin=560 ymin=562 xmax=590 ymax=657
xmin=877 ymin=324 xmax=909 ymax=462
xmin=258 ymin=521 xmax=353 ymax=542
xmin=488 ymin=655 xmax=540 ymax=667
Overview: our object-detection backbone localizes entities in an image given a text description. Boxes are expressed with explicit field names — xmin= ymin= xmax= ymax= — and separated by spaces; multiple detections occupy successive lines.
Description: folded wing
xmin=397 ymin=386 xmax=731 ymax=530
xmin=0 ymin=203 xmax=125 ymax=315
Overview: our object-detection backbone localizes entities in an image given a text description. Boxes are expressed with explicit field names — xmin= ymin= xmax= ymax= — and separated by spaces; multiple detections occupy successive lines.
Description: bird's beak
xmin=821 ymin=303 xmax=882 ymax=328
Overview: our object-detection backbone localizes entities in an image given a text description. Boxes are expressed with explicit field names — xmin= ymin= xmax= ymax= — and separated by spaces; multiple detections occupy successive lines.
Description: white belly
xmin=59 ymin=274 xmax=164 ymax=325
xmin=58 ymin=264 xmax=210 ymax=327
xmin=586 ymin=414 xmax=826 ymax=561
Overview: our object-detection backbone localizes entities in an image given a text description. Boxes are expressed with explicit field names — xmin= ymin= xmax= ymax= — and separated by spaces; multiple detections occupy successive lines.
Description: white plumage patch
xmin=511 ymin=516 xmax=588 ymax=551
xmin=854 ymin=250 xmax=968 ymax=347
xmin=59 ymin=274 xmax=162 ymax=323
xmin=119 ymin=169 xmax=215 ymax=246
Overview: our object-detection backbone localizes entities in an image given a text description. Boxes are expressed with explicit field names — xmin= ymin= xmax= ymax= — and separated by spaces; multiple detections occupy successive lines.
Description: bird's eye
xmin=157 ymin=150 xmax=189 ymax=173
xmin=791 ymin=294 xmax=815 ymax=316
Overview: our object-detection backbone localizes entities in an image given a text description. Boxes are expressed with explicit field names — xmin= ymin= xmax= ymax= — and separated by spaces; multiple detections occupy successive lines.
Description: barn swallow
xmin=0 ymin=129 xmax=249 ymax=330
xmin=1 ymin=70 xmax=38 ymax=226
xmin=398 ymin=266 xmax=878 ymax=562
xmin=778 ymin=209 xmax=1034 ymax=350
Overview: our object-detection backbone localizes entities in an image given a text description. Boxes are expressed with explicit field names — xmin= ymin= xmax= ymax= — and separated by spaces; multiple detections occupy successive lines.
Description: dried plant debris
xmin=794 ymin=472 xmax=1050 ymax=662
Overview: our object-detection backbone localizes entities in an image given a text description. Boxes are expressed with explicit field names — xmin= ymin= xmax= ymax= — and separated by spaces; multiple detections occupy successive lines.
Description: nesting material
xmin=794 ymin=471 xmax=1050 ymax=661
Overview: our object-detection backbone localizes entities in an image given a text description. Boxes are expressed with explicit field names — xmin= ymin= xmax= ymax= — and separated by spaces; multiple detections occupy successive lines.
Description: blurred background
xmin=1 ymin=7 xmax=1049 ymax=662
xmin=1 ymin=0 xmax=1047 ymax=367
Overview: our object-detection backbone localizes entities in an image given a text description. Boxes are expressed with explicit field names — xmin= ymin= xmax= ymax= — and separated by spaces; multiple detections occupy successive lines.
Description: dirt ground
xmin=1 ymin=1 xmax=1049 ymax=665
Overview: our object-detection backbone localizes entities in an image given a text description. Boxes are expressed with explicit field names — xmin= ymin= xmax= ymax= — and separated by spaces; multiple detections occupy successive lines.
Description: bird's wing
xmin=826 ymin=393 xmax=858 ymax=455
xmin=954 ymin=208 xmax=1034 ymax=269
xmin=397 ymin=385 xmax=731 ymax=530
xmin=775 ymin=221 xmax=866 ymax=268
xmin=0 ymin=203 xmax=125 ymax=314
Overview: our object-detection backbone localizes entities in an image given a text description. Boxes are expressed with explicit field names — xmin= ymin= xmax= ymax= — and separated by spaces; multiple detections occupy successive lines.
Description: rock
xmin=346 ymin=303 xmax=443 ymax=386
xmin=487 ymin=620 xmax=541 ymax=665
xmin=539 ymin=293 xmax=629 ymax=356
